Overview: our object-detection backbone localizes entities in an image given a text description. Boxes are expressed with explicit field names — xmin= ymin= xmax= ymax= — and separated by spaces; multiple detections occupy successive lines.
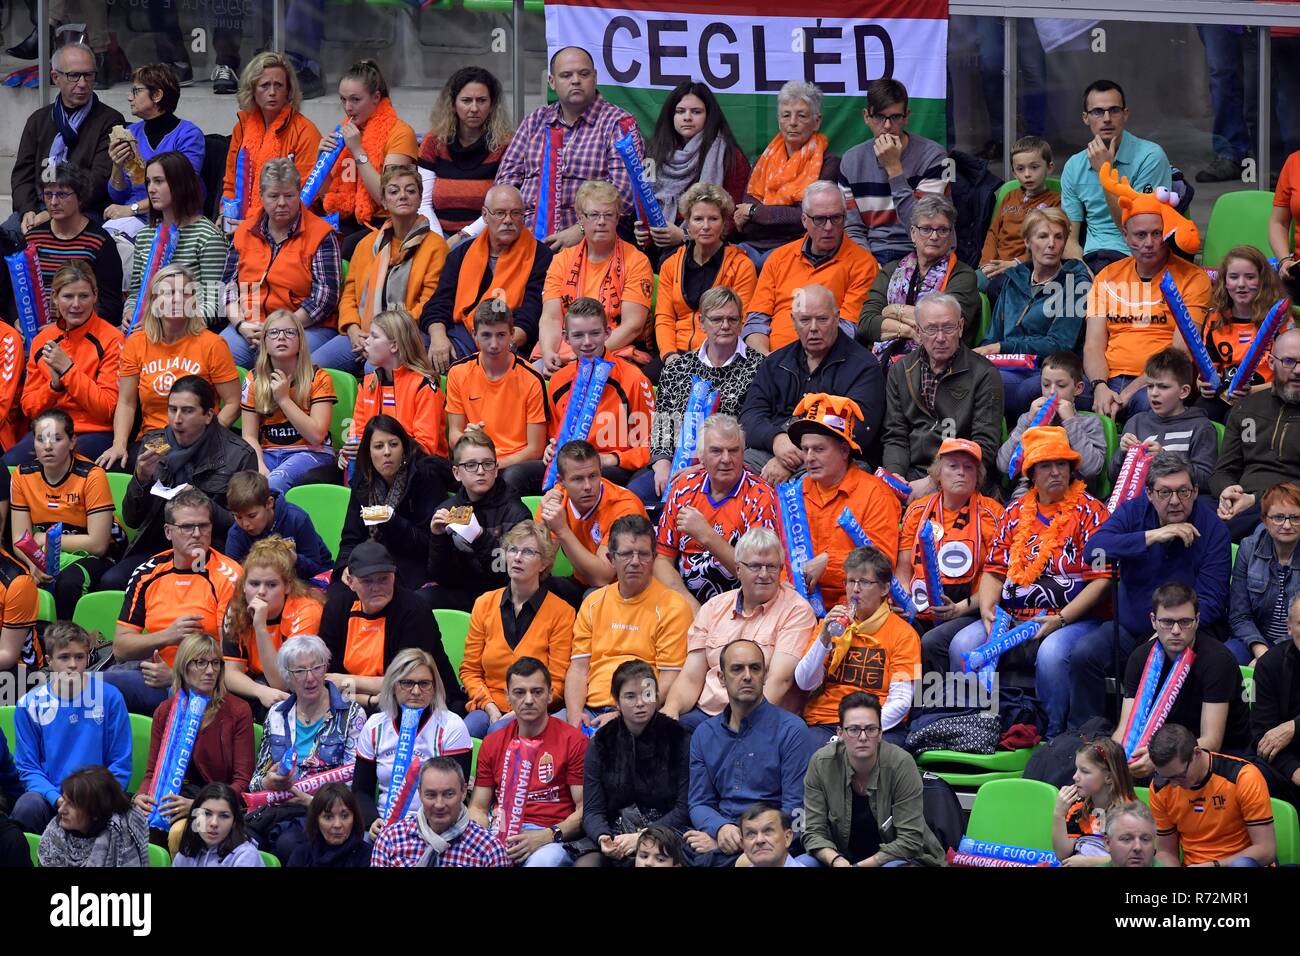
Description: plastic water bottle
xmin=827 ymin=599 xmax=858 ymax=637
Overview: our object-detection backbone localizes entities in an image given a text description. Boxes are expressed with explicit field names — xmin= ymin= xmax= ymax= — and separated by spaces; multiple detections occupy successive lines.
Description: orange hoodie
xmin=352 ymin=364 xmax=448 ymax=458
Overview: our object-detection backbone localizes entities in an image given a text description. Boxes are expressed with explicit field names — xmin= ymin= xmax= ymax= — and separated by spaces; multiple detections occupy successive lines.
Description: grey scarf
xmin=654 ymin=135 xmax=728 ymax=224
xmin=415 ymin=805 xmax=471 ymax=867
xmin=38 ymin=810 xmax=149 ymax=867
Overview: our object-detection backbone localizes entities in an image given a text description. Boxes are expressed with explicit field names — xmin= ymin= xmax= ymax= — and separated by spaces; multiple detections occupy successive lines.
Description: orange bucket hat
xmin=1019 ymin=425 xmax=1081 ymax=475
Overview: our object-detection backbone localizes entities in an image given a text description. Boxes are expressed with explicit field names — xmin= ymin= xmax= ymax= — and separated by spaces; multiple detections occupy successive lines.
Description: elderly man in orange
xmin=1084 ymin=163 xmax=1210 ymax=421
xmin=741 ymin=181 xmax=879 ymax=355
xmin=783 ymin=393 xmax=902 ymax=611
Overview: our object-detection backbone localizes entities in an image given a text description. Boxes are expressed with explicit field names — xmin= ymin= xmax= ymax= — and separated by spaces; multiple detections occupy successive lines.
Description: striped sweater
xmin=123 ymin=217 xmax=229 ymax=326
xmin=418 ymin=135 xmax=507 ymax=234
xmin=24 ymin=219 xmax=123 ymax=325
xmin=840 ymin=132 xmax=949 ymax=261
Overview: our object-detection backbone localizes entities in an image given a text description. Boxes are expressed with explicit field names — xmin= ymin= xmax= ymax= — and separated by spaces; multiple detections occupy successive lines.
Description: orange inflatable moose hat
xmin=1099 ymin=161 xmax=1200 ymax=257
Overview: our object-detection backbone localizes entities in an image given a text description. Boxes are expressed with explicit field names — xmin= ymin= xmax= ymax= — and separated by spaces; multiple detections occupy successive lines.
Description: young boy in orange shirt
xmin=980 ymin=136 xmax=1062 ymax=291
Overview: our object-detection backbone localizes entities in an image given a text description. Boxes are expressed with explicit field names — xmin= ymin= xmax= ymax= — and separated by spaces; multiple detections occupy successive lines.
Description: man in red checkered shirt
xmin=371 ymin=757 xmax=510 ymax=868
xmin=495 ymin=46 xmax=645 ymax=252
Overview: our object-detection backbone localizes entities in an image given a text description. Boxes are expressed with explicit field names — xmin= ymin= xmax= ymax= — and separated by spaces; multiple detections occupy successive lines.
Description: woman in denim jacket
xmin=1228 ymin=482 xmax=1300 ymax=664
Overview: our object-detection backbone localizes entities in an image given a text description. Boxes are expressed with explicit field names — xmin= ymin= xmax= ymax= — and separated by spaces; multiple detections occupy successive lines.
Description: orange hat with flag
xmin=788 ymin=393 xmax=864 ymax=453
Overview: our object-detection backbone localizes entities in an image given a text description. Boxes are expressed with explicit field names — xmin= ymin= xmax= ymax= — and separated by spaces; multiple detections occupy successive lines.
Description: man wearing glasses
xmin=1113 ymin=583 xmax=1251 ymax=780
xmin=1214 ymin=328 xmax=1300 ymax=540
xmin=1079 ymin=453 xmax=1232 ymax=735
xmin=107 ymin=487 xmax=244 ymax=715
xmin=1060 ymin=79 xmax=1172 ymax=273
xmin=741 ymin=181 xmax=879 ymax=354
xmin=839 ymin=79 xmax=950 ymax=265
xmin=800 ymin=692 xmax=947 ymax=867
xmin=563 ymin=514 xmax=691 ymax=733
xmin=5 ymin=42 xmax=124 ymax=250
xmin=880 ymin=292 xmax=1003 ymax=496
xmin=421 ymin=185 xmax=553 ymax=371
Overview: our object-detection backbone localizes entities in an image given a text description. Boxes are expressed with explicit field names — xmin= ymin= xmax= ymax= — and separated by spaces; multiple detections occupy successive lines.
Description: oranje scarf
xmin=240 ymin=107 xmax=293 ymax=219
xmin=324 ymin=97 xmax=400 ymax=227
xmin=828 ymin=601 xmax=892 ymax=676
xmin=560 ymin=239 xmax=627 ymax=321
xmin=452 ymin=228 xmax=539 ymax=332
xmin=747 ymin=132 xmax=828 ymax=206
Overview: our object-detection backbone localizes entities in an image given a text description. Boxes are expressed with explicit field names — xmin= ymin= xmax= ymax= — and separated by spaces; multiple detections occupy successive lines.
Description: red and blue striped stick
xmin=1006 ymin=394 xmax=1059 ymax=478
xmin=124 ymin=224 xmax=177 ymax=336
xmin=1224 ymin=297 xmax=1290 ymax=396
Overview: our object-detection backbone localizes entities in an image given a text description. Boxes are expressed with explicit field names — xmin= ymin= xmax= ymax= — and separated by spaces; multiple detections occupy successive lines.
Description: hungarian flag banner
xmin=543 ymin=0 xmax=949 ymax=155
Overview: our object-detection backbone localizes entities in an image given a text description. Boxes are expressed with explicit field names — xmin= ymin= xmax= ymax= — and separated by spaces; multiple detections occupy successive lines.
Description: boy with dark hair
xmin=224 ymin=470 xmax=332 ymax=578
xmin=1110 ymin=347 xmax=1219 ymax=491
xmin=980 ymin=135 xmax=1062 ymax=280
xmin=11 ymin=622 xmax=132 ymax=833
xmin=998 ymin=350 xmax=1106 ymax=497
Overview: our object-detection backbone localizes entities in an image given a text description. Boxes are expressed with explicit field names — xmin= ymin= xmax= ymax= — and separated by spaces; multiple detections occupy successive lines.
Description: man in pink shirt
xmin=662 ymin=527 xmax=816 ymax=730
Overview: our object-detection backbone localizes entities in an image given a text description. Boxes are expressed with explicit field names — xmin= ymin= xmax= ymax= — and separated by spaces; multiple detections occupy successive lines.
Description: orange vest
xmin=231 ymin=210 xmax=337 ymax=327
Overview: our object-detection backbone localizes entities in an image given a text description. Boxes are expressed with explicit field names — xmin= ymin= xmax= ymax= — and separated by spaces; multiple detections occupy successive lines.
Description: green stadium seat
xmin=1213 ymin=420 xmax=1225 ymax=451
xmin=470 ymin=736 xmax=482 ymax=779
xmin=253 ymin=722 xmax=264 ymax=758
xmin=260 ymin=849 xmax=282 ymax=867
xmin=1202 ymin=189 xmax=1284 ymax=269
xmin=523 ymin=494 xmax=573 ymax=577
xmin=73 ymin=590 xmax=126 ymax=642
xmin=434 ymin=608 xmax=471 ymax=672
xmin=106 ymin=471 xmax=137 ymax=542
xmin=129 ymin=713 xmax=153 ymax=793
xmin=965 ymin=777 xmax=1058 ymax=851
xmin=36 ymin=589 xmax=55 ymax=623
xmin=977 ymin=292 xmax=992 ymax=344
xmin=148 ymin=843 xmax=171 ymax=867
xmin=1272 ymin=797 xmax=1299 ymax=866
xmin=233 ymin=366 xmax=249 ymax=431
xmin=325 ymin=368 xmax=359 ymax=449
xmin=25 ymin=831 xmax=39 ymax=865
xmin=0 ymin=704 xmax=13 ymax=746
xmin=285 ymin=483 xmax=350 ymax=561
xmin=915 ymin=745 xmax=1039 ymax=787
xmin=1080 ymin=410 xmax=1118 ymax=500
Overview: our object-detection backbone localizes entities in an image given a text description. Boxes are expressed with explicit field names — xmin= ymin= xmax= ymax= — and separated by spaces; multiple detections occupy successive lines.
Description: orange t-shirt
xmin=801 ymin=611 xmax=921 ymax=726
xmin=221 ymin=593 xmax=324 ymax=678
xmin=800 ymin=467 xmax=902 ymax=609
xmin=10 ymin=457 xmax=116 ymax=534
xmin=241 ymin=367 xmax=336 ymax=450
xmin=561 ymin=478 xmax=648 ymax=587
xmin=342 ymin=601 xmax=388 ymax=677
xmin=543 ymin=241 xmax=654 ymax=324
xmin=120 ymin=330 xmax=239 ymax=436
xmin=1087 ymin=254 xmax=1212 ymax=378
xmin=1151 ymin=752 xmax=1274 ymax=866
xmin=118 ymin=549 xmax=243 ymax=666
xmin=445 ymin=354 xmax=549 ymax=460
xmin=1274 ymin=150 xmax=1300 ymax=250
xmin=1204 ymin=311 xmax=1291 ymax=387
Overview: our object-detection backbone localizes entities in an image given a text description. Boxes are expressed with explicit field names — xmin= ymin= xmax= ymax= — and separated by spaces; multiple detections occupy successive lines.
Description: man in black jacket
xmin=427 ymin=431 xmax=532 ymax=611
xmin=103 ymin=376 xmax=257 ymax=590
xmin=4 ymin=43 xmax=124 ymax=248
xmin=738 ymin=283 xmax=885 ymax=483
xmin=1252 ymin=594 xmax=1300 ymax=804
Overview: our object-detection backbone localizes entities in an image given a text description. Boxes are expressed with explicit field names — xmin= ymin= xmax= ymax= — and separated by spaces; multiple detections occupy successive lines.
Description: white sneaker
xmin=212 ymin=64 xmax=237 ymax=95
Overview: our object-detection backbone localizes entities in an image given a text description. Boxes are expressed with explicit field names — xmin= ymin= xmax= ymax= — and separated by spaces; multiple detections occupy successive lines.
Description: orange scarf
xmin=560 ymin=239 xmax=627 ymax=321
xmin=324 ymin=97 xmax=399 ymax=226
xmin=241 ymin=107 xmax=294 ymax=218
xmin=452 ymin=229 xmax=539 ymax=332
xmin=747 ymin=132 xmax=828 ymax=206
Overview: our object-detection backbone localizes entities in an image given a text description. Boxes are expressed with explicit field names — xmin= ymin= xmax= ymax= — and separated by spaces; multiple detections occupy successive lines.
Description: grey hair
xmin=777 ymin=80 xmax=822 ymax=117
xmin=802 ymin=180 xmax=846 ymax=214
xmin=915 ymin=292 xmax=962 ymax=325
xmin=735 ymin=527 xmax=783 ymax=564
xmin=52 ymin=43 xmax=94 ymax=73
xmin=1145 ymin=451 xmax=1194 ymax=489
xmin=910 ymin=193 xmax=957 ymax=228
xmin=379 ymin=647 xmax=447 ymax=718
xmin=277 ymin=634 xmax=331 ymax=685
xmin=1104 ymin=800 xmax=1155 ymax=838
xmin=792 ymin=283 xmax=837 ymax=317
xmin=259 ymin=157 xmax=302 ymax=194
xmin=697 ymin=412 xmax=743 ymax=447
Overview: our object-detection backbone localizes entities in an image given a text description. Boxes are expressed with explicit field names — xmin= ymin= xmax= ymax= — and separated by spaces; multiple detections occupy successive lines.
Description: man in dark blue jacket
xmin=1074 ymin=451 xmax=1231 ymax=732
xmin=738 ymin=284 xmax=885 ymax=483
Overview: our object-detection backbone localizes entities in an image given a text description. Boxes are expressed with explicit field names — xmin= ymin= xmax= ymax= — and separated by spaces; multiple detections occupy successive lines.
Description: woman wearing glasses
xmin=222 ymin=536 xmax=326 ymax=713
xmin=323 ymin=165 xmax=449 ymax=374
xmin=427 ymin=431 xmax=531 ymax=612
xmin=537 ymin=180 xmax=655 ymax=375
xmin=1229 ymin=482 xmax=1300 ymax=664
xmin=354 ymin=647 xmax=473 ymax=839
xmin=133 ymin=633 xmax=255 ymax=854
xmin=856 ymin=194 xmax=981 ymax=361
xmin=247 ymin=634 xmax=366 ymax=861
xmin=460 ymin=520 xmax=574 ymax=738
xmin=240 ymin=310 xmax=336 ymax=495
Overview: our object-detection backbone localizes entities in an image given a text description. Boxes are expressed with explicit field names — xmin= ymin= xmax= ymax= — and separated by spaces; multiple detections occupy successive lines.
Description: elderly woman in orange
xmin=895 ymin=438 xmax=1005 ymax=676
xmin=945 ymin=426 xmax=1111 ymax=738
xmin=537 ymin=180 xmax=654 ymax=376
xmin=653 ymin=183 xmax=757 ymax=364
xmin=322 ymin=165 xmax=448 ymax=374
xmin=319 ymin=60 xmax=419 ymax=261
xmin=221 ymin=52 xmax=322 ymax=233
xmin=460 ymin=521 xmax=574 ymax=738
xmin=221 ymin=158 xmax=343 ymax=370
xmin=734 ymin=80 xmax=840 ymax=270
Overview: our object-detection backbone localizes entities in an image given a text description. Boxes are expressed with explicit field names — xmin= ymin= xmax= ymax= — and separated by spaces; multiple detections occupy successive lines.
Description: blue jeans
xmin=1197 ymin=25 xmax=1251 ymax=161
xmin=464 ymin=709 xmax=517 ymax=739
xmin=4 ymin=430 xmax=114 ymax=466
xmin=676 ymin=706 xmax=713 ymax=733
xmin=1222 ymin=637 xmax=1258 ymax=667
xmin=736 ymin=243 xmax=775 ymax=272
xmin=1000 ymin=368 xmax=1042 ymax=422
xmin=220 ymin=324 xmax=339 ymax=369
xmin=102 ymin=666 xmax=171 ymax=716
xmin=1108 ymin=375 xmax=1152 ymax=420
xmin=1069 ymin=623 xmax=1143 ymax=734
xmin=520 ymin=823 xmax=573 ymax=867
xmin=11 ymin=792 xmax=55 ymax=834
xmin=262 ymin=447 xmax=336 ymax=495
xmin=626 ymin=466 xmax=662 ymax=509
xmin=950 ymin=617 xmax=1102 ymax=738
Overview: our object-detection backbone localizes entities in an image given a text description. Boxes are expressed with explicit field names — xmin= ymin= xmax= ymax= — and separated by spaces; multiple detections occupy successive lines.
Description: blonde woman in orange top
xmin=460 ymin=520 xmax=574 ymax=738
xmin=653 ymin=183 xmax=757 ymax=362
